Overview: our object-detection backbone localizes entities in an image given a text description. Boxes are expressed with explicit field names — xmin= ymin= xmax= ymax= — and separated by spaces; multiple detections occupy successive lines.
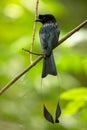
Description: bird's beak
xmin=35 ymin=17 xmax=40 ymax=22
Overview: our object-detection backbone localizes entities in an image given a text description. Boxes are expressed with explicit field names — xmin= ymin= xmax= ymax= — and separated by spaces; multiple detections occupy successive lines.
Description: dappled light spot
xmin=4 ymin=4 xmax=24 ymax=19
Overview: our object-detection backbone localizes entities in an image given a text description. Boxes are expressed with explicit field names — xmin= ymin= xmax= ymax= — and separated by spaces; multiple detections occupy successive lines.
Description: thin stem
xmin=30 ymin=0 xmax=39 ymax=63
xmin=0 ymin=20 xmax=87 ymax=95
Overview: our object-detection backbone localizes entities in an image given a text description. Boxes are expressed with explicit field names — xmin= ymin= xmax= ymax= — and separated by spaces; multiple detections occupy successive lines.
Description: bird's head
xmin=35 ymin=14 xmax=56 ymax=24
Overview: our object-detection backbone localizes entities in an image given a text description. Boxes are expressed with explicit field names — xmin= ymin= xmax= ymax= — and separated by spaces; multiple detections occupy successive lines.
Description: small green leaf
xmin=60 ymin=87 xmax=87 ymax=101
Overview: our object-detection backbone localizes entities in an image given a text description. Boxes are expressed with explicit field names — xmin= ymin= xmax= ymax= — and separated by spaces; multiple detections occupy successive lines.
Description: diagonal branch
xmin=0 ymin=20 xmax=87 ymax=95
xmin=54 ymin=20 xmax=87 ymax=48
xmin=0 ymin=56 xmax=43 ymax=95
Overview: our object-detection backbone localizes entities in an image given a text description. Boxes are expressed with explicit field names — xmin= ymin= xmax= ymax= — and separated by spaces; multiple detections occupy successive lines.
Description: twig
xmin=22 ymin=48 xmax=43 ymax=56
xmin=30 ymin=0 xmax=39 ymax=63
xmin=0 ymin=20 xmax=87 ymax=95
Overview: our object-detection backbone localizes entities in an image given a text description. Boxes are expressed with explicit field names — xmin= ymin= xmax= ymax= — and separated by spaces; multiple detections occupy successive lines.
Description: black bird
xmin=36 ymin=14 xmax=60 ymax=78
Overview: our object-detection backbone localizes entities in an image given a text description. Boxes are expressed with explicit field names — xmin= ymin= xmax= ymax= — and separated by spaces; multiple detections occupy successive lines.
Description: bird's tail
xmin=42 ymin=52 xmax=57 ymax=78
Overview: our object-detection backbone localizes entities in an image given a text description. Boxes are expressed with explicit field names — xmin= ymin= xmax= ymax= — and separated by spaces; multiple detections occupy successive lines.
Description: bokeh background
xmin=0 ymin=0 xmax=87 ymax=130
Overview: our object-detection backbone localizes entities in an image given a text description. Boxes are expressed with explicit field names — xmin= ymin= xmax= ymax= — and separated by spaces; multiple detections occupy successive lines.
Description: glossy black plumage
xmin=44 ymin=105 xmax=54 ymax=124
xmin=55 ymin=103 xmax=61 ymax=123
xmin=36 ymin=14 xmax=60 ymax=78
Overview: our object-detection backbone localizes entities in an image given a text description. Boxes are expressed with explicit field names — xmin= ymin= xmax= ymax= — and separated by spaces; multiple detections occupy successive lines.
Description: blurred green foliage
xmin=0 ymin=0 xmax=87 ymax=130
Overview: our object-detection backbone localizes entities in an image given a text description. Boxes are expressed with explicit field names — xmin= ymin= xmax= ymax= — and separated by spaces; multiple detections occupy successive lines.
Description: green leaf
xmin=63 ymin=101 xmax=85 ymax=115
xmin=60 ymin=87 xmax=87 ymax=101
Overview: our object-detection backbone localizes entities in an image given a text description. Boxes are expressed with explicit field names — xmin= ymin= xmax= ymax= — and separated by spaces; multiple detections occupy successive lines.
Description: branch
xmin=0 ymin=20 xmax=87 ymax=95
xmin=0 ymin=56 xmax=43 ymax=95
xmin=54 ymin=20 xmax=87 ymax=48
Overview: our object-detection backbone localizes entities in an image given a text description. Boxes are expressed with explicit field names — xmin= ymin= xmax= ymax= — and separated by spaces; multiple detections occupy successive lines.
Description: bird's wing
xmin=39 ymin=23 xmax=60 ymax=55
xmin=47 ymin=23 xmax=60 ymax=48
xmin=39 ymin=25 xmax=50 ymax=49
